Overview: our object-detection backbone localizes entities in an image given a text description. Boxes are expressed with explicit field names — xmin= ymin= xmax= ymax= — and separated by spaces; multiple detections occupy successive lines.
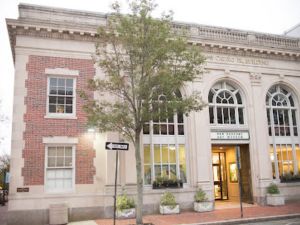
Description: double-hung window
xmin=47 ymin=77 xmax=76 ymax=117
xmin=45 ymin=145 xmax=75 ymax=192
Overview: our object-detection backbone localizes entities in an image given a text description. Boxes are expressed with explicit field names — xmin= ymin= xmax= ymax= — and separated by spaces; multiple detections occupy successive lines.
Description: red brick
xmin=23 ymin=55 xmax=96 ymax=185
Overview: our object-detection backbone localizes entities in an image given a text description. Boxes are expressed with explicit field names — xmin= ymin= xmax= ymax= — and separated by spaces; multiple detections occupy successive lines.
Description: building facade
xmin=6 ymin=4 xmax=300 ymax=225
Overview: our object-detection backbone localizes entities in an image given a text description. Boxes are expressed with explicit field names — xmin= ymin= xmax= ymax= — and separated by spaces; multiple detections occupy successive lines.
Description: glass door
xmin=212 ymin=152 xmax=228 ymax=200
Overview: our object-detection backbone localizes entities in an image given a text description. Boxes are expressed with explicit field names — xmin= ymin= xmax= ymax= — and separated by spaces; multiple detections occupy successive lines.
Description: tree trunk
xmin=134 ymin=132 xmax=143 ymax=225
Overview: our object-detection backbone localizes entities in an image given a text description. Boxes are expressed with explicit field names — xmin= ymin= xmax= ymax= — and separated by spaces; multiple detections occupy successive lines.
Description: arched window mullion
xmin=270 ymin=106 xmax=280 ymax=179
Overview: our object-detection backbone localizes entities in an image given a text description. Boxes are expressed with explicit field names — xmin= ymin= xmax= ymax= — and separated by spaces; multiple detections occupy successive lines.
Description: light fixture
xmin=169 ymin=146 xmax=176 ymax=151
xmin=88 ymin=127 xmax=96 ymax=133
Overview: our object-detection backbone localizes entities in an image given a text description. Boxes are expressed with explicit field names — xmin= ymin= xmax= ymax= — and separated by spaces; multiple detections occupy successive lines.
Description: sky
xmin=0 ymin=0 xmax=300 ymax=155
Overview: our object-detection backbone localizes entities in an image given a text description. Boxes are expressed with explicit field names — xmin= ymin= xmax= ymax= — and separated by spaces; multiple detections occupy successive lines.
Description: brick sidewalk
xmin=95 ymin=202 xmax=300 ymax=225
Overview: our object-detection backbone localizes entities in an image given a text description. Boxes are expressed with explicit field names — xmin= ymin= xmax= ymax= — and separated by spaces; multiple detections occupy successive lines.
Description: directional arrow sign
xmin=105 ymin=142 xmax=129 ymax=151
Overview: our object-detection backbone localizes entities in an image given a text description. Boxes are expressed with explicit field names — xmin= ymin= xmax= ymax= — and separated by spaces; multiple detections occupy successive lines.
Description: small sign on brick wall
xmin=17 ymin=187 xmax=29 ymax=192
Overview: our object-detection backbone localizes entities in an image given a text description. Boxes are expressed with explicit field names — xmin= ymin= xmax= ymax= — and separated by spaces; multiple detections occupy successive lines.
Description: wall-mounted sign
xmin=211 ymin=131 xmax=249 ymax=140
xmin=17 ymin=187 xmax=29 ymax=192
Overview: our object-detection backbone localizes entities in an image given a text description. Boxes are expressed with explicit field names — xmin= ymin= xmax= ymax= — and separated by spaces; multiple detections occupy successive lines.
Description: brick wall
xmin=23 ymin=55 xmax=96 ymax=185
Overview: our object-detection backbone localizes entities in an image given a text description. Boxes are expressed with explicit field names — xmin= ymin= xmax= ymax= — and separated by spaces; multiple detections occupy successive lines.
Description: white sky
xmin=0 ymin=0 xmax=300 ymax=155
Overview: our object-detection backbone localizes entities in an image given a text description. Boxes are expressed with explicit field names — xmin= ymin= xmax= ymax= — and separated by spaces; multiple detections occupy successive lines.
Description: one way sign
xmin=105 ymin=142 xmax=129 ymax=151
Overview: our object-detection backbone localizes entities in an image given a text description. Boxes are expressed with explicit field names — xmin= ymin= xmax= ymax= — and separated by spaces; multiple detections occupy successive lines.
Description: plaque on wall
xmin=210 ymin=131 xmax=249 ymax=140
xmin=17 ymin=187 xmax=29 ymax=192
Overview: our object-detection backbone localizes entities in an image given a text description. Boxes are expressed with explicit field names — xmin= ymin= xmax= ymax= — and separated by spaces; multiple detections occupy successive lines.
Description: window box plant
xmin=159 ymin=191 xmax=180 ymax=214
xmin=280 ymin=173 xmax=300 ymax=183
xmin=194 ymin=188 xmax=214 ymax=212
xmin=266 ymin=183 xmax=285 ymax=206
xmin=116 ymin=194 xmax=136 ymax=219
xmin=152 ymin=177 xmax=183 ymax=189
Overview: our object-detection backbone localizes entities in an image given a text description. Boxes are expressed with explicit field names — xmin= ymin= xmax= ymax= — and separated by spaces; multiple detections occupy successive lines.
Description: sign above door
xmin=211 ymin=131 xmax=249 ymax=140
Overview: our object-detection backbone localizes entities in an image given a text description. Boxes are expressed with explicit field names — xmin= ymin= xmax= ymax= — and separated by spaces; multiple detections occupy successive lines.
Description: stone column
xmin=191 ymin=80 xmax=214 ymax=200
xmin=249 ymin=73 xmax=272 ymax=204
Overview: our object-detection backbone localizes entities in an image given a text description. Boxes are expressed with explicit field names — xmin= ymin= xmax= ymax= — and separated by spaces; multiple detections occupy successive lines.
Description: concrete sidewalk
xmin=0 ymin=204 xmax=8 ymax=225
xmin=69 ymin=201 xmax=300 ymax=225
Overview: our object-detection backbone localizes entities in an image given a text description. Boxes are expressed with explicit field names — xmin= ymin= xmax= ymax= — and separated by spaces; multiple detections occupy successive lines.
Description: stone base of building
xmin=7 ymin=202 xmax=195 ymax=225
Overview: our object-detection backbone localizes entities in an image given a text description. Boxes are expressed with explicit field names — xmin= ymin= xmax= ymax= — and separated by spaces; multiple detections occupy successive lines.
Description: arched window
xmin=266 ymin=85 xmax=300 ymax=179
xmin=142 ymin=91 xmax=187 ymax=185
xmin=208 ymin=81 xmax=244 ymax=125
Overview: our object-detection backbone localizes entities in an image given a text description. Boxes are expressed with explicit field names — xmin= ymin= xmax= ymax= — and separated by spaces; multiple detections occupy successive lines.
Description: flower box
xmin=159 ymin=204 xmax=180 ymax=214
xmin=152 ymin=179 xmax=183 ymax=189
xmin=194 ymin=201 xmax=214 ymax=212
xmin=116 ymin=208 xmax=136 ymax=219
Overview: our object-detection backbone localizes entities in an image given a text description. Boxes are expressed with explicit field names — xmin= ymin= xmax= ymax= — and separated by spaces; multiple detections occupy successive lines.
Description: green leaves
xmin=160 ymin=191 xmax=177 ymax=207
xmin=116 ymin=194 xmax=135 ymax=211
xmin=83 ymin=0 xmax=206 ymax=142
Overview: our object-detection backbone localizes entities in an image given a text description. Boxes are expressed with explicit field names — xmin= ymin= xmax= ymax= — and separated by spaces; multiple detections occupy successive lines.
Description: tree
xmin=82 ymin=0 xmax=206 ymax=223
xmin=0 ymin=100 xmax=9 ymax=145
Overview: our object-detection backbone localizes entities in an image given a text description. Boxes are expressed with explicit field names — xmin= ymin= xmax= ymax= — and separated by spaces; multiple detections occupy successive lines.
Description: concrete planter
xmin=159 ymin=204 xmax=180 ymax=214
xmin=194 ymin=201 xmax=214 ymax=212
xmin=266 ymin=194 xmax=285 ymax=206
xmin=49 ymin=204 xmax=68 ymax=225
xmin=116 ymin=208 xmax=136 ymax=219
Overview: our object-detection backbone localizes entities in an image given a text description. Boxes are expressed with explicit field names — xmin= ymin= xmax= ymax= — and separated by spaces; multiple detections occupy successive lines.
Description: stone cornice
xmin=6 ymin=3 xmax=300 ymax=62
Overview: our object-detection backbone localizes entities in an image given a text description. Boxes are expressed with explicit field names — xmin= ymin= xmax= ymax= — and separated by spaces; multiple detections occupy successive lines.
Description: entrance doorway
xmin=212 ymin=145 xmax=253 ymax=204
xmin=212 ymin=152 xmax=228 ymax=200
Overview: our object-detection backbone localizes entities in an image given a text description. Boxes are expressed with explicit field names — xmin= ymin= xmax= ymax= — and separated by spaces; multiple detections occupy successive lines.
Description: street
xmin=243 ymin=218 xmax=300 ymax=225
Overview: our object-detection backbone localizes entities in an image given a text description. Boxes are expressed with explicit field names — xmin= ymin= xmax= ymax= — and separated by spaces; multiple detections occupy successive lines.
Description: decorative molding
xmin=202 ymin=45 xmax=300 ymax=62
xmin=249 ymin=72 xmax=262 ymax=85
xmin=43 ymin=136 xmax=78 ymax=144
xmin=279 ymin=73 xmax=285 ymax=80
xmin=6 ymin=4 xmax=300 ymax=62
xmin=224 ymin=69 xmax=230 ymax=77
xmin=6 ymin=25 xmax=300 ymax=63
xmin=45 ymin=68 xmax=79 ymax=76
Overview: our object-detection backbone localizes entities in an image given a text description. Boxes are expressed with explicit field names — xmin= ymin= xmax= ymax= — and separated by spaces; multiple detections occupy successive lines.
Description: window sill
xmin=45 ymin=189 xmax=75 ymax=195
xmin=44 ymin=114 xmax=77 ymax=120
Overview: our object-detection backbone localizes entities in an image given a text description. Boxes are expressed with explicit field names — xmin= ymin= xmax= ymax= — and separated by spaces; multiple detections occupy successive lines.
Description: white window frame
xmin=209 ymin=81 xmax=246 ymax=127
xmin=266 ymin=85 xmax=300 ymax=179
xmin=45 ymin=75 xmax=77 ymax=119
xmin=143 ymin=117 xmax=187 ymax=186
xmin=44 ymin=144 xmax=76 ymax=193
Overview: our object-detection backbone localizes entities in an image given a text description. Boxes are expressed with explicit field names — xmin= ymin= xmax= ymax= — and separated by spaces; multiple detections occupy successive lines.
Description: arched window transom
xmin=208 ymin=81 xmax=245 ymax=125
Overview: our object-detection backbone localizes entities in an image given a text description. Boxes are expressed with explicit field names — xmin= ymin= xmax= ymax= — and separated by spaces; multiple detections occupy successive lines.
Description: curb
xmin=180 ymin=213 xmax=300 ymax=225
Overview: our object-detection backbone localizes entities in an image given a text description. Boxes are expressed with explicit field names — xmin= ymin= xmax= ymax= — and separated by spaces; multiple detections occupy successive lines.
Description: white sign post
xmin=105 ymin=142 xmax=129 ymax=225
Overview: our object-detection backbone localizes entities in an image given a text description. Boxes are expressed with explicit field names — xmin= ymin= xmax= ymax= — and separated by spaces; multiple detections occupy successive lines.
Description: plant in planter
xmin=266 ymin=183 xmax=285 ymax=206
xmin=153 ymin=176 xmax=183 ymax=189
xmin=159 ymin=191 xmax=180 ymax=214
xmin=194 ymin=188 xmax=214 ymax=212
xmin=116 ymin=194 xmax=136 ymax=219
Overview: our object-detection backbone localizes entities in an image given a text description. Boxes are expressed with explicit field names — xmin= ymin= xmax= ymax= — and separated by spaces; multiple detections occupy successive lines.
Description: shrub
xmin=267 ymin=183 xmax=280 ymax=194
xmin=194 ymin=188 xmax=208 ymax=202
xmin=116 ymin=194 xmax=135 ymax=211
xmin=160 ymin=191 xmax=177 ymax=208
